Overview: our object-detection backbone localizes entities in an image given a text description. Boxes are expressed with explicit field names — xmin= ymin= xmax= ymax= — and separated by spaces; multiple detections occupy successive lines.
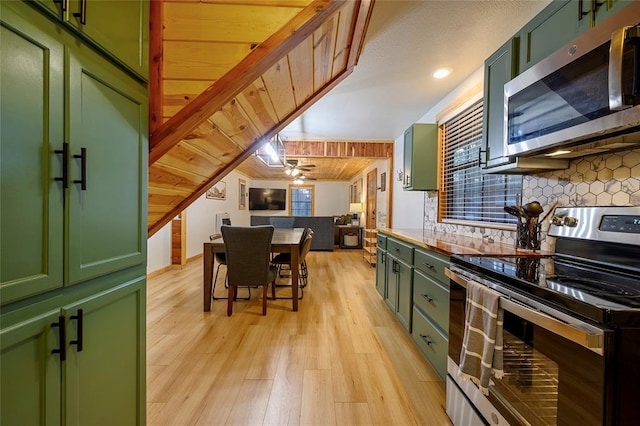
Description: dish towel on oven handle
xmin=459 ymin=280 xmax=504 ymax=395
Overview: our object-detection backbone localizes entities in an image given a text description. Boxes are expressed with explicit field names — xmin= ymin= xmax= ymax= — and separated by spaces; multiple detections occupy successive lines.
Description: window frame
xmin=288 ymin=184 xmax=315 ymax=216
xmin=438 ymin=97 xmax=522 ymax=229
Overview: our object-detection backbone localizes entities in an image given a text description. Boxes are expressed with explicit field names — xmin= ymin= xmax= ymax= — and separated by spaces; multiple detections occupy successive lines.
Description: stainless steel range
xmin=446 ymin=206 xmax=640 ymax=426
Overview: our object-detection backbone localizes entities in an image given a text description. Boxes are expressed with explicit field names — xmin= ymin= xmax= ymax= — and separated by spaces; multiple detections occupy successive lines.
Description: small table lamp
xmin=349 ymin=203 xmax=363 ymax=226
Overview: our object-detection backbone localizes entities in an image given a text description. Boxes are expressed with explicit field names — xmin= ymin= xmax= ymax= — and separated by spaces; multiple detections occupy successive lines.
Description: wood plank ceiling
xmin=148 ymin=0 xmax=380 ymax=236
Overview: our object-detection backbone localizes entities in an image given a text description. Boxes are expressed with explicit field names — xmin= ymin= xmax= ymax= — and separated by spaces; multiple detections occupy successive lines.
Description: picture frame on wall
xmin=239 ymin=179 xmax=246 ymax=209
xmin=206 ymin=181 xmax=226 ymax=200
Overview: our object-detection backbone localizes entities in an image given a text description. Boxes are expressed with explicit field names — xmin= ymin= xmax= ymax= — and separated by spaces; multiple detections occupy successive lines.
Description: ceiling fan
xmin=292 ymin=174 xmax=316 ymax=184
xmin=285 ymin=159 xmax=315 ymax=176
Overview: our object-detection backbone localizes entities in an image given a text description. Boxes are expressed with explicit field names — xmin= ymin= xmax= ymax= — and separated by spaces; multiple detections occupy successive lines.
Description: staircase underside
xmin=148 ymin=0 xmax=376 ymax=236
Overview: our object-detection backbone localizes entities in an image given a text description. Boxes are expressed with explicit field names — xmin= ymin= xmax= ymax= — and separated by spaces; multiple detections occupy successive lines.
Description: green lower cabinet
xmin=63 ymin=279 xmax=146 ymax=425
xmin=375 ymin=248 xmax=387 ymax=297
xmin=1 ymin=278 xmax=146 ymax=425
xmin=1 ymin=310 xmax=62 ymax=425
xmin=412 ymin=307 xmax=448 ymax=381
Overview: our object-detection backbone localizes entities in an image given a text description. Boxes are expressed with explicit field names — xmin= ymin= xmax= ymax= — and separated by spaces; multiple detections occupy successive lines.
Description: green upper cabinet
xmin=483 ymin=37 xmax=518 ymax=169
xmin=402 ymin=123 xmax=439 ymax=191
xmin=519 ymin=0 xmax=634 ymax=74
xmin=1 ymin=1 xmax=148 ymax=304
xmin=519 ymin=0 xmax=589 ymax=73
xmin=66 ymin=39 xmax=148 ymax=286
xmin=29 ymin=0 xmax=149 ymax=79
xmin=1 ymin=4 xmax=65 ymax=303
xmin=591 ymin=0 xmax=634 ymax=25
xmin=65 ymin=0 xmax=149 ymax=78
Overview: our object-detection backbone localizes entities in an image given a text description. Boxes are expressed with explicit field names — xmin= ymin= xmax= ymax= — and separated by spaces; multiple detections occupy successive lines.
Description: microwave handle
xmin=609 ymin=25 xmax=640 ymax=110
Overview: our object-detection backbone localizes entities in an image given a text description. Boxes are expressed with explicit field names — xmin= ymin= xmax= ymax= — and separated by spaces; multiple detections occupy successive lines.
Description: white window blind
xmin=440 ymin=100 xmax=522 ymax=224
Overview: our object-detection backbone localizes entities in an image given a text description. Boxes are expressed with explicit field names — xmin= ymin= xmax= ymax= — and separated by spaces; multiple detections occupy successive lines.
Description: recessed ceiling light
xmin=432 ymin=68 xmax=452 ymax=79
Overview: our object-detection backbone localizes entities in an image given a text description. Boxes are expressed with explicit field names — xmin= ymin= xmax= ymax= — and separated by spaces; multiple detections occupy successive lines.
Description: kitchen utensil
xmin=504 ymin=205 xmax=524 ymax=221
xmin=523 ymin=201 xmax=543 ymax=218
xmin=539 ymin=201 xmax=559 ymax=223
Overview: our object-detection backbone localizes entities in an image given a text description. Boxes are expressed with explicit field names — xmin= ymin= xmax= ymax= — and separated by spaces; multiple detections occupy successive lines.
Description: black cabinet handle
xmin=51 ymin=316 xmax=66 ymax=361
xmin=53 ymin=0 xmax=67 ymax=12
xmin=54 ymin=142 xmax=69 ymax=189
xmin=421 ymin=294 xmax=434 ymax=303
xmin=422 ymin=262 xmax=435 ymax=271
xmin=73 ymin=0 xmax=87 ymax=24
xmin=420 ymin=334 xmax=433 ymax=346
xmin=74 ymin=147 xmax=87 ymax=190
xmin=70 ymin=309 xmax=83 ymax=352
xmin=578 ymin=0 xmax=589 ymax=20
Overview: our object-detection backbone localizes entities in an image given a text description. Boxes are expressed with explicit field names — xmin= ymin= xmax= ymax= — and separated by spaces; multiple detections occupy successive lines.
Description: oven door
xmin=446 ymin=268 xmax=613 ymax=426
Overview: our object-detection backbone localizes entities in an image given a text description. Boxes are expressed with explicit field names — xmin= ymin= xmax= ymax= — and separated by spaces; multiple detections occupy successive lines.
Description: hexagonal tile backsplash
xmin=423 ymin=148 xmax=640 ymax=252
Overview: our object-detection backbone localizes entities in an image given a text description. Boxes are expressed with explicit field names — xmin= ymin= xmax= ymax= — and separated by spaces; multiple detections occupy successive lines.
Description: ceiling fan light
xmin=291 ymin=168 xmax=300 ymax=176
xmin=285 ymin=169 xmax=291 ymax=175
xmin=293 ymin=178 xmax=303 ymax=185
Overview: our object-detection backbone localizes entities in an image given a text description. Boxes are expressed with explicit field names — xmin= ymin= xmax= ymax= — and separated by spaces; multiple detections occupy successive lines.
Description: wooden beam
xmin=149 ymin=0 xmax=346 ymax=165
xmin=149 ymin=0 xmax=163 ymax=134
xmin=149 ymin=64 xmax=355 ymax=237
xmin=347 ymin=0 xmax=375 ymax=68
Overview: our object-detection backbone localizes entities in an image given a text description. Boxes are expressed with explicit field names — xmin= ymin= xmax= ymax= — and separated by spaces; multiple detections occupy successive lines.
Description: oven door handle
xmin=445 ymin=268 xmax=605 ymax=355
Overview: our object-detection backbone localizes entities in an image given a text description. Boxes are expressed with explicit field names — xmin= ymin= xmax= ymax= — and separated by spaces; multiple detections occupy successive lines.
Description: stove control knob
xmin=551 ymin=216 xmax=564 ymax=226
xmin=563 ymin=216 xmax=578 ymax=227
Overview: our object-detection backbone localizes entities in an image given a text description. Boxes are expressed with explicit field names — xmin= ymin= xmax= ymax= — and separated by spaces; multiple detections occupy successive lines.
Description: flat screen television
xmin=248 ymin=188 xmax=286 ymax=210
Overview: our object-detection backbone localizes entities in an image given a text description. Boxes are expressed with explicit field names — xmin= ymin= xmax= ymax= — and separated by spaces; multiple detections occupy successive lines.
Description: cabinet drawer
xmin=414 ymin=248 xmax=449 ymax=283
xmin=377 ymin=234 xmax=387 ymax=250
xmin=412 ymin=307 xmax=447 ymax=380
xmin=413 ymin=270 xmax=449 ymax=333
xmin=386 ymin=238 xmax=413 ymax=264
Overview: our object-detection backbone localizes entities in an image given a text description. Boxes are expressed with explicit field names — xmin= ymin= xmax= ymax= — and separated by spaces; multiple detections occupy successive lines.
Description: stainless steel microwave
xmin=505 ymin=2 xmax=640 ymax=158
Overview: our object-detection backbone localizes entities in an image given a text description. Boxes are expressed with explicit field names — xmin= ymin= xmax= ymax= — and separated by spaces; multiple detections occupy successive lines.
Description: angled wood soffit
xmin=148 ymin=0 xmax=376 ymax=237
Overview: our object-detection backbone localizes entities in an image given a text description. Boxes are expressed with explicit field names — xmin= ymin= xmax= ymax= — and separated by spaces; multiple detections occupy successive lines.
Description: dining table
xmin=203 ymin=227 xmax=305 ymax=312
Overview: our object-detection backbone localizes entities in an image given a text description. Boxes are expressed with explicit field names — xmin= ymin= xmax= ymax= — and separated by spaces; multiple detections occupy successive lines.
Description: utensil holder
xmin=516 ymin=221 xmax=541 ymax=251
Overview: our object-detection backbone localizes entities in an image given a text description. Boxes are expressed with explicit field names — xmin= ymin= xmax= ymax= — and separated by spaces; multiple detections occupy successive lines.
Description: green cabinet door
xmin=63 ymin=278 xmax=146 ymax=425
xmin=483 ymin=37 xmax=518 ymax=169
xmin=0 ymin=3 xmax=64 ymax=304
xmin=395 ymin=258 xmax=413 ymax=332
xmin=385 ymin=254 xmax=398 ymax=312
xmin=592 ymin=0 xmax=634 ymax=25
xmin=402 ymin=123 xmax=439 ymax=191
xmin=375 ymin=248 xmax=386 ymax=297
xmin=66 ymin=0 xmax=149 ymax=78
xmin=519 ymin=0 xmax=589 ymax=73
xmin=1 ymin=310 xmax=62 ymax=425
xmin=66 ymin=43 xmax=148 ymax=286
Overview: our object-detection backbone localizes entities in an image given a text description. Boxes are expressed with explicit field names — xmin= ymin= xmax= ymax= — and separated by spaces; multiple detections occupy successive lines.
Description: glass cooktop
xmin=450 ymin=255 xmax=640 ymax=326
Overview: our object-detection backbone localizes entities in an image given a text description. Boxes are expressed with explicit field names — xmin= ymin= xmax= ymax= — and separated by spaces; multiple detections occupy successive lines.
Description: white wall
xmin=391 ymin=66 xmax=485 ymax=229
xmin=146 ymin=174 xmax=352 ymax=274
xmin=351 ymin=159 xmax=390 ymax=228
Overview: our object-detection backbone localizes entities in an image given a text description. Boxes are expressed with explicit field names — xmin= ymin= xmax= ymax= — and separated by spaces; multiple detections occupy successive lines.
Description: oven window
xmin=449 ymin=283 xmax=606 ymax=425
xmin=495 ymin=314 xmax=605 ymax=425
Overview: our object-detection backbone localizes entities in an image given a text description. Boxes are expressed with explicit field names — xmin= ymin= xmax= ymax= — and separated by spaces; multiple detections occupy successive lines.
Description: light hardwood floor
xmin=146 ymin=249 xmax=452 ymax=425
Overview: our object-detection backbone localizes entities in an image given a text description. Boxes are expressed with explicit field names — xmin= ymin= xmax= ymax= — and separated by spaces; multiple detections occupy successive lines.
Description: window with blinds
xmin=439 ymin=100 xmax=522 ymax=225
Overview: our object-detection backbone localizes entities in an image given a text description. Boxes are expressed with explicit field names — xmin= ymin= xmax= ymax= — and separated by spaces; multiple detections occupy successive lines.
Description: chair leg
xmin=271 ymin=280 xmax=276 ymax=300
xmin=227 ymin=286 xmax=235 ymax=316
xmin=212 ymin=263 xmax=227 ymax=300
xmin=262 ymin=285 xmax=268 ymax=315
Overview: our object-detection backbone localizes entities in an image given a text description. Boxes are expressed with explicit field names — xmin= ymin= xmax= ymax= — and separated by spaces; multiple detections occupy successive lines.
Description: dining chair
xmin=271 ymin=228 xmax=314 ymax=300
xmin=221 ymin=225 xmax=277 ymax=316
xmin=269 ymin=217 xmax=295 ymax=228
xmin=210 ymin=218 xmax=231 ymax=300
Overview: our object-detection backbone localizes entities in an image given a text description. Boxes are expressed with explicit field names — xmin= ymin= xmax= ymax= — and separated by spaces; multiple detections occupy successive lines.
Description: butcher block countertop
xmin=377 ymin=228 xmax=551 ymax=257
